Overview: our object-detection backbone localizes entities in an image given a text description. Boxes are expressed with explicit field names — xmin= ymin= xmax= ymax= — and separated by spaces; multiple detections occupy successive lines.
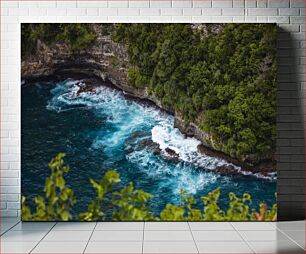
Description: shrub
xmin=22 ymin=153 xmax=75 ymax=221
xmin=22 ymin=154 xmax=277 ymax=221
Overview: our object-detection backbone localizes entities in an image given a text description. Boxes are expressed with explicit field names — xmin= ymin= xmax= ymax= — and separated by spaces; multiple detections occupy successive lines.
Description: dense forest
xmin=112 ymin=24 xmax=277 ymax=162
xmin=21 ymin=23 xmax=277 ymax=163
xmin=21 ymin=23 xmax=96 ymax=57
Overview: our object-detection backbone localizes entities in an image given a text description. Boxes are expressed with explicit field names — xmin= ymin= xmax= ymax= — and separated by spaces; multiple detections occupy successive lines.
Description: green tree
xmin=112 ymin=23 xmax=276 ymax=163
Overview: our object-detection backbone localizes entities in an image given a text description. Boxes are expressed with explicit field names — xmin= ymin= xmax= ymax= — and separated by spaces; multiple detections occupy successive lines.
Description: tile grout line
xmin=0 ymin=219 xmax=21 ymax=236
xmin=29 ymin=222 xmax=57 ymax=254
xmin=83 ymin=222 xmax=97 ymax=254
xmin=142 ymin=222 xmax=145 ymax=254
xmin=187 ymin=221 xmax=200 ymax=254
xmin=269 ymin=222 xmax=277 ymax=229
xmin=230 ymin=222 xmax=256 ymax=254
xmin=276 ymin=227 xmax=306 ymax=251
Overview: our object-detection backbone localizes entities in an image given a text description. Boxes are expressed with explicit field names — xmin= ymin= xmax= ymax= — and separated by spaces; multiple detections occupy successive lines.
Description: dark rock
xmin=165 ymin=147 xmax=179 ymax=157
xmin=214 ymin=165 xmax=239 ymax=176
xmin=21 ymin=24 xmax=276 ymax=178
xmin=152 ymin=146 xmax=162 ymax=155
xmin=164 ymin=147 xmax=180 ymax=162
xmin=197 ymin=143 xmax=276 ymax=175
xmin=140 ymin=139 xmax=161 ymax=155
xmin=76 ymin=80 xmax=97 ymax=96
xmin=197 ymin=144 xmax=241 ymax=166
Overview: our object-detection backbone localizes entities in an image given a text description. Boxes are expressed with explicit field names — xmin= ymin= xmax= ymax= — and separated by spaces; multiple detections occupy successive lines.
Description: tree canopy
xmin=21 ymin=23 xmax=96 ymax=57
xmin=112 ymin=24 xmax=277 ymax=161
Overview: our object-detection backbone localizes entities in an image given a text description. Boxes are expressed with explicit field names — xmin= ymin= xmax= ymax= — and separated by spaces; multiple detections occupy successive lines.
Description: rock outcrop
xmin=21 ymin=24 xmax=276 ymax=175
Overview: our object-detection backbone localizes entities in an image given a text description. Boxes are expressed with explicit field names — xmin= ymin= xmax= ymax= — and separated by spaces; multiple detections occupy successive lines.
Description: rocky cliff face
xmin=22 ymin=25 xmax=127 ymax=84
xmin=174 ymin=114 xmax=275 ymax=173
xmin=22 ymin=24 xmax=172 ymax=113
xmin=21 ymin=24 xmax=275 ymax=174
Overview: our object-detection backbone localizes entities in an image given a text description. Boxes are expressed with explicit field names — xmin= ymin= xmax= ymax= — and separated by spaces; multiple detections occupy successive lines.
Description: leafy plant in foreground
xmin=22 ymin=153 xmax=75 ymax=221
xmin=112 ymin=182 xmax=155 ymax=221
xmin=78 ymin=170 xmax=120 ymax=221
xmin=22 ymin=154 xmax=277 ymax=221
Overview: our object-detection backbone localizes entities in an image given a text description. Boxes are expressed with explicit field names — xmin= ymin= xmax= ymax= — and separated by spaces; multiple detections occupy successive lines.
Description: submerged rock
xmin=75 ymin=79 xmax=99 ymax=96
xmin=161 ymin=147 xmax=180 ymax=163
xmin=21 ymin=24 xmax=275 ymax=179
xmin=165 ymin=147 xmax=179 ymax=159
xmin=140 ymin=139 xmax=162 ymax=155
xmin=214 ymin=165 xmax=239 ymax=176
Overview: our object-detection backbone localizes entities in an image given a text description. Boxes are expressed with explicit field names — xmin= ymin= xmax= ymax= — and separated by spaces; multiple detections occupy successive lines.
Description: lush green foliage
xmin=22 ymin=154 xmax=277 ymax=221
xmin=112 ymin=24 xmax=277 ymax=161
xmin=22 ymin=153 xmax=76 ymax=221
xmin=21 ymin=24 xmax=96 ymax=57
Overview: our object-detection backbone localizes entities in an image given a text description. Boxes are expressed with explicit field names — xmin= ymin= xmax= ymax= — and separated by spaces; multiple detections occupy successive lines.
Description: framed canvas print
xmin=21 ymin=23 xmax=277 ymax=221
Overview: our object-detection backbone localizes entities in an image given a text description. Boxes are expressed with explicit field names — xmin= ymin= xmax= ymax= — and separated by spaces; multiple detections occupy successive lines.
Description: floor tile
xmin=197 ymin=241 xmax=253 ymax=253
xmin=275 ymin=221 xmax=305 ymax=231
xmin=1 ymin=230 xmax=47 ymax=242
xmin=143 ymin=241 xmax=198 ymax=253
xmin=282 ymin=230 xmax=305 ymax=249
xmin=0 ymin=220 xmax=21 ymax=234
xmin=96 ymin=222 xmax=143 ymax=231
xmin=85 ymin=241 xmax=142 ymax=253
xmin=239 ymin=230 xmax=291 ymax=241
xmin=1 ymin=221 xmax=20 ymax=229
xmin=249 ymin=240 xmax=305 ymax=253
xmin=0 ymin=241 xmax=37 ymax=253
xmin=145 ymin=222 xmax=189 ymax=231
xmin=231 ymin=222 xmax=275 ymax=231
xmin=1 ymin=225 xmax=16 ymax=235
xmin=11 ymin=222 xmax=55 ymax=231
xmin=32 ymin=241 xmax=87 ymax=253
xmin=1 ymin=228 xmax=9 ymax=235
xmin=144 ymin=230 xmax=193 ymax=241
xmin=52 ymin=222 xmax=96 ymax=231
xmin=193 ymin=230 xmax=243 ymax=241
xmin=282 ymin=230 xmax=305 ymax=241
xmin=42 ymin=230 xmax=92 ymax=242
xmin=189 ymin=222 xmax=234 ymax=231
xmin=90 ymin=230 xmax=143 ymax=241
xmin=295 ymin=240 xmax=305 ymax=250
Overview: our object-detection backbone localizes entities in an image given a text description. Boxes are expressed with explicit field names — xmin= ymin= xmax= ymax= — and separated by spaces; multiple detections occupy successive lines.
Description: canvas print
xmin=21 ymin=23 xmax=277 ymax=221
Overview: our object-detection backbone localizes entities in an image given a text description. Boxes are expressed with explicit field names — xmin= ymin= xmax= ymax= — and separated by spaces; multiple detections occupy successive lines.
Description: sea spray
xmin=33 ymin=78 xmax=276 ymax=212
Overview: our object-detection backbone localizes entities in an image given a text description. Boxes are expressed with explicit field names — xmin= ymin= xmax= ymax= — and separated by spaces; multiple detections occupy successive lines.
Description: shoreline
xmin=22 ymin=74 xmax=277 ymax=180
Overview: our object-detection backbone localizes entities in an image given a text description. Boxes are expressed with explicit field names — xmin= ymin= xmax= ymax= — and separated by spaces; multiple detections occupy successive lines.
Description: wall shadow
xmin=277 ymin=27 xmax=305 ymax=221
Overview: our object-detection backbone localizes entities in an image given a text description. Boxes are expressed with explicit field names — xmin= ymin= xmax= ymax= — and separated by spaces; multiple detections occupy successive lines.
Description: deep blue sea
xmin=21 ymin=79 xmax=277 ymax=219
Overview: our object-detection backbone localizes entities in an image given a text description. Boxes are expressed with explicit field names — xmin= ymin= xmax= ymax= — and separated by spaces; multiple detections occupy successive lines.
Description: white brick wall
xmin=0 ymin=0 xmax=305 ymax=218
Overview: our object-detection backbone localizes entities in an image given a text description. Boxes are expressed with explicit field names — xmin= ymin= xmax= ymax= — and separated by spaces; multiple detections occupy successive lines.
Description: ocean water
xmin=21 ymin=79 xmax=277 ymax=219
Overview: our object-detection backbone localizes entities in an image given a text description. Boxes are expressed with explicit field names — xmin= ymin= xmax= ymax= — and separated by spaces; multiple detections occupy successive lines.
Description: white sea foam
xmin=151 ymin=123 xmax=277 ymax=181
xmin=47 ymin=79 xmax=276 ymax=181
xmin=126 ymin=149 xmax=219 ymax=195
xmin=151 ymin=124 xmax=240 ymax=171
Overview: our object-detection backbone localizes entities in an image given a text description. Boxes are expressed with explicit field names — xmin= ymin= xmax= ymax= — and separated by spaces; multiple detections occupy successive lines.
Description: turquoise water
xmin=21 ymin=79 xmax=276 ymax=218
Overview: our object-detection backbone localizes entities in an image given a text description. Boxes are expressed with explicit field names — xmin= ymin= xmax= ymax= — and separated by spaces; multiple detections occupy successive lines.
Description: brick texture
xmin=0 ymin=0 xmax=305 ymax=220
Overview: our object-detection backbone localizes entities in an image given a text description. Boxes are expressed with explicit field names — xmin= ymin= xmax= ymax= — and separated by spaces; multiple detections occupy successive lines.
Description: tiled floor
xmin=0 ymin=218 xmax=304 ymax=253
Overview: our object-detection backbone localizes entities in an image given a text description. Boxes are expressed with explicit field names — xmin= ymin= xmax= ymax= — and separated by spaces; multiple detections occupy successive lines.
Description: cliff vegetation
xmin=21 ymin=23 xmax=96 ymax=57
xmin=21 ymin=23 xmax=277 ymax=167
xmin=112 ymin=24 xmax=277 ymax=163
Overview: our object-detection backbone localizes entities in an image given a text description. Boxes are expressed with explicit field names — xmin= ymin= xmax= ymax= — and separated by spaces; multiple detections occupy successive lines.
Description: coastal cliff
xmin=21 ymin=23 xmax=276 ymax=175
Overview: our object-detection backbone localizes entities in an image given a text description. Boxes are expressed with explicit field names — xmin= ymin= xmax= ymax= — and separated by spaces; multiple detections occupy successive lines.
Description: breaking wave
xmin=46 ymin=79 xmax=275 ymax=203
